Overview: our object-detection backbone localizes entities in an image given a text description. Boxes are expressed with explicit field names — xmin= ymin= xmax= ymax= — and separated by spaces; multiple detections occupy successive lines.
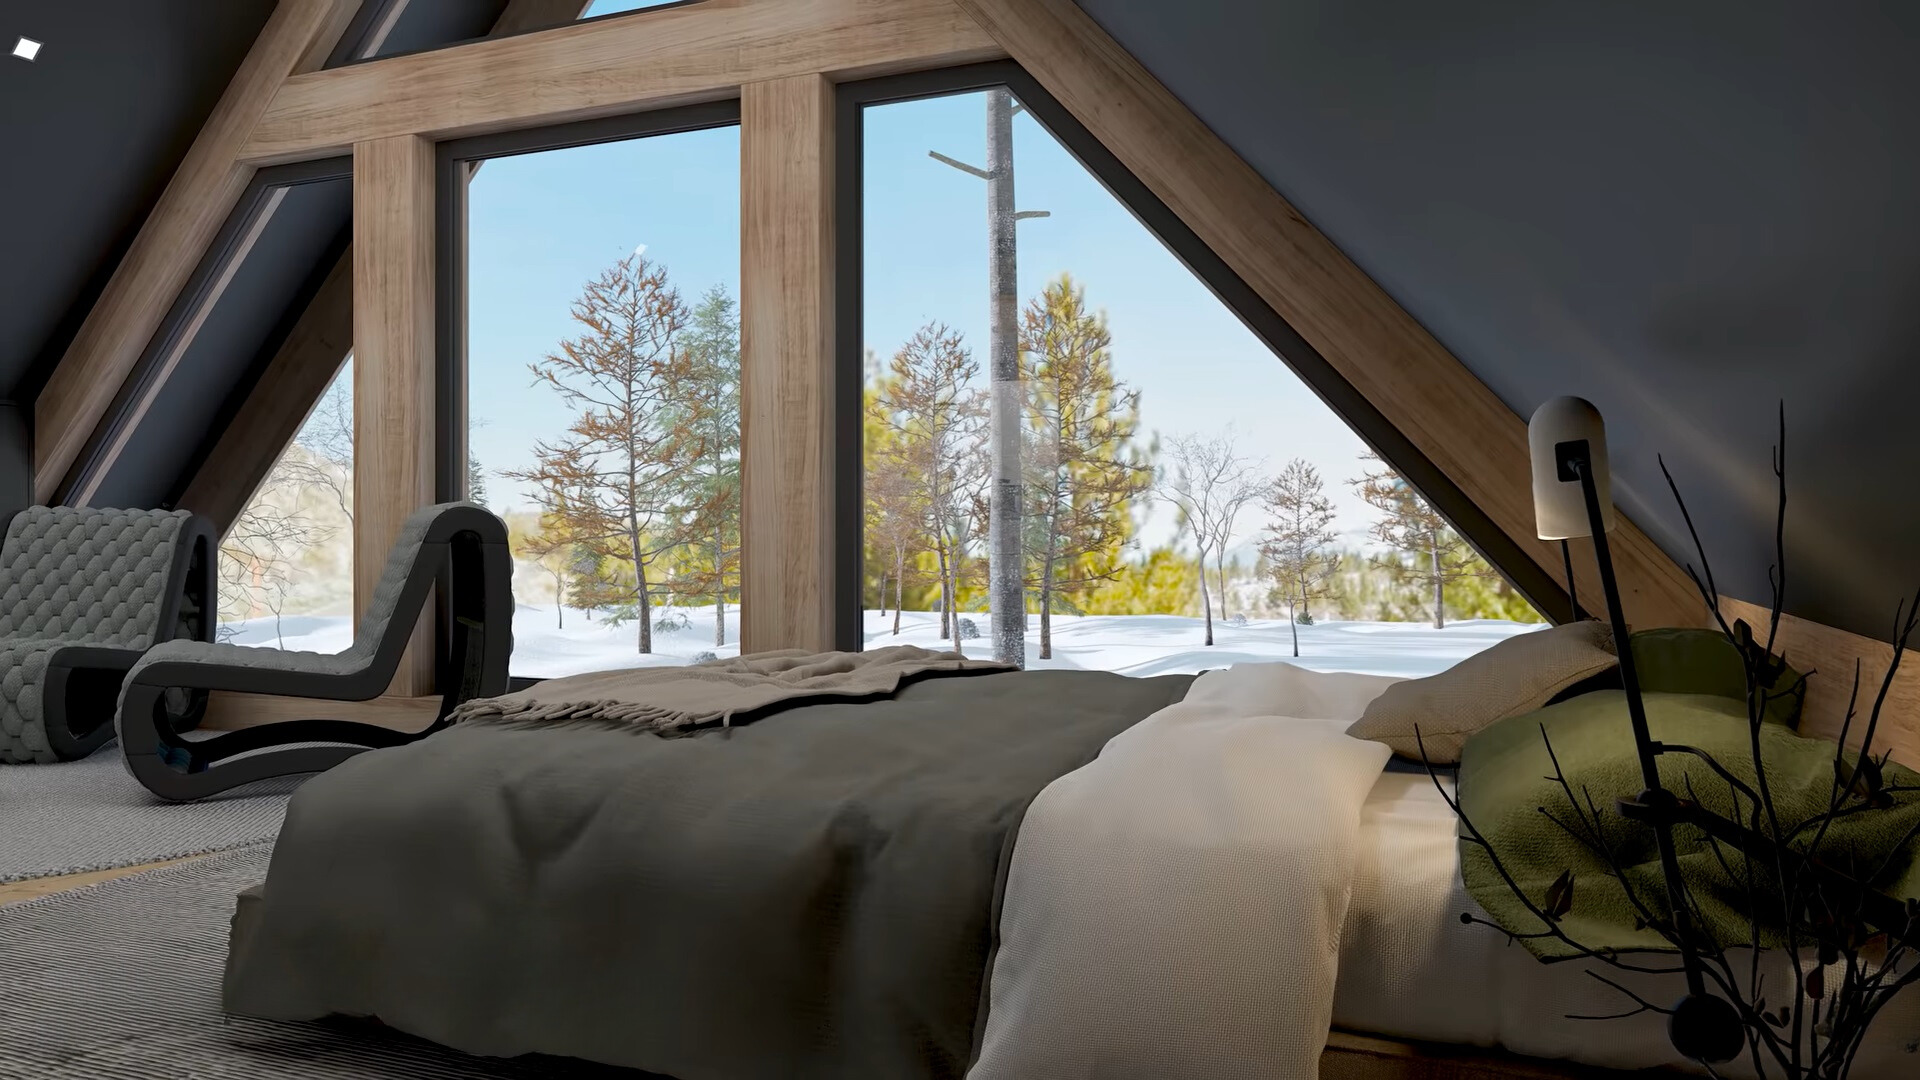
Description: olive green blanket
xmin=1457 ymin=689 xmax=1920 ymax=959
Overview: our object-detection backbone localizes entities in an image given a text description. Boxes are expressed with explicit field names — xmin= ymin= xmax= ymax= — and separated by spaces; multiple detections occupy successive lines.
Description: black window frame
xmin=834 ymin=61 xmax=1569 ymax=650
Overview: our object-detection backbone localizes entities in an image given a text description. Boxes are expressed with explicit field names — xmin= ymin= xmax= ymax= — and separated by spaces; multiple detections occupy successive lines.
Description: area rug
xmin=0 ymin=753 xmax=297 ymax=883
xmin=0 ymin=845 xmax=663 ymax=1078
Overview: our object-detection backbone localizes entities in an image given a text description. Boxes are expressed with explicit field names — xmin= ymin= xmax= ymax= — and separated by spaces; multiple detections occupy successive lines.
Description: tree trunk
xmin=1217 ymin=557 xmax=1230 ymax=626
xmin=1430 ymin=533 xmax=1445 ymax=630
xmin=985 ymin=87 xmax=1026 ymax=669
xmin=936 ymin=541 xmax=952 ymax=640
xmin=714 ymin=528 xmax=726 ymax=646
xmin=1039 ymin=546 xmax=1055 ymax=661
xmin=636 ymin=562 xmax=653 ymax=653
xmin=552 ymin=570 xmax=565 ymax=629
xmin=1201 ymin=546 xmax=1215 ymax=646
xmin=893 ymin=552 xmax=905 ymax=636
xmin=1288 ymin=599 xmax=1299 ymax=658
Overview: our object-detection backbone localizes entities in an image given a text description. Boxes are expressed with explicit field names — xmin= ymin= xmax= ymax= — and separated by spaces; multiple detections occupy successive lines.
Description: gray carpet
xmin=0 ymin=752 xmax=298 ymax=883
xmin=0 ymin=845 xmax=663 ymax=1078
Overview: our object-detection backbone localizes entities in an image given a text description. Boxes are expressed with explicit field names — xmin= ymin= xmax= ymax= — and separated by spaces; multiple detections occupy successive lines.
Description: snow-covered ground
xmin=220 ymin=604 xmax=1542 ymax=680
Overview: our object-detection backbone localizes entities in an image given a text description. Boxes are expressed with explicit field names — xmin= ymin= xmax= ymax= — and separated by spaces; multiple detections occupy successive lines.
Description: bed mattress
xmin=1334 ymin=765 xmax=1920 ymax=1079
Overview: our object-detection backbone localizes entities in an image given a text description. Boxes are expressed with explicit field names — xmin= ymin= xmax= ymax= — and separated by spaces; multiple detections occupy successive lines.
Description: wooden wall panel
xmin=177 ymin=251 xmax=353 ymax=528
xmin=352 ymin=134 xmax=437 ymax=695
xmin=32 ymin=0 xmax=362 ymax=502
xmin=242 ymin=0 xmax=1001 ymax=164
xmin=950 ymin=0 xmax=1703 ymax=632
xmin=1720 ymin=595 xmax=1920 ymax=769
xmin=739 ymin=74 xmax=836 ymax=653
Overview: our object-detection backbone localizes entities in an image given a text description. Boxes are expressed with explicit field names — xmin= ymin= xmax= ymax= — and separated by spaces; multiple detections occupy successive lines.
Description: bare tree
xmin=1158 ymin=431 xmax=1263 ymax=646
xmin=930 ymin=87 xmax=1051 ymax=668
xmin=504 ymin=254 xmax=695 ymax=654
xmin=1259 ymin=458 xmax=1342 ymax=657
xmin=1352 ymin=452 xmax=1488 ymax=629
xmin=872 ymin=323 xmax=987 ymax=652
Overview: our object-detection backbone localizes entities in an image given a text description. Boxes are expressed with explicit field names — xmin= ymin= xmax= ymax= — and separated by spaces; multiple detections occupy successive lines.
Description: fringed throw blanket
xmin=448 ymin=645 xmax=1014 ymax=734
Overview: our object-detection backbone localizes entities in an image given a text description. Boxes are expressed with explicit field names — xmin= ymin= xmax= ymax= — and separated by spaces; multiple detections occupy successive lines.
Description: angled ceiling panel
xmin=1074 ymin=0 xmax=1920 ymax=642
xmin=0 ymin=0 xmax=276 ymax=402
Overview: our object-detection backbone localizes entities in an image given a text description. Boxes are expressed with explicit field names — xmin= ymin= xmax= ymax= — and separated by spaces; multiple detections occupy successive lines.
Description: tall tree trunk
xmin=713 ymin=528 xmax=725 ymax=646
xmin=1430 ymin=533 xmax=1445 ymax=630
xmin=985 ymin=87 xmax=1026 ymax=669
xmin=1039 ymin=544 xmax=1055 ymax=661
xmin=637 ymin=563 xmax=653 ymax=653
xmin=552 ymin=570 xmax=565 ymax=629
xmin=1288 ymin=599 xmax=1299 ymax=657
xmin=1217 ymin=557 xmax=1230 ymax=625
xmin=936 ymin=540 xmax=952 ymax=640
xmin=893 ymin=552 xmax=906 ymax=635
xmin=948 ymin=542 xmax=966 ymax=658
xmin=1201 ymin=545 xmax=1215 ymax=646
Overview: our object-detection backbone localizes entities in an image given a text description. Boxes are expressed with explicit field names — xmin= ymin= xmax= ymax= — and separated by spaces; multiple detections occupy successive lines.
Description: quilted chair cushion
xmin=0 ymin=638 xmax=79 ymax=764
xmin=0 ymin=507 xmax=192 ymax=764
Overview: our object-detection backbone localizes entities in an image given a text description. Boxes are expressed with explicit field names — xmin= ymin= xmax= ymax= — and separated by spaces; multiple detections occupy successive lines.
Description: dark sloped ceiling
xmin=1075 ymin=0 xmax=1920 ymax=642
xmin=0 ymin=0 xmax=275 ymax=402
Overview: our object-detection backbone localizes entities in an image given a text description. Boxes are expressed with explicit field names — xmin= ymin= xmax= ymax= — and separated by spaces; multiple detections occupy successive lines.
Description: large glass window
xmin=464 ymin=122 xmax=741 ymax=678
xmin=218 ymin=360 xmax=354 ymax=650
xmin=859 ymin=83 xmax=1543 ymax=678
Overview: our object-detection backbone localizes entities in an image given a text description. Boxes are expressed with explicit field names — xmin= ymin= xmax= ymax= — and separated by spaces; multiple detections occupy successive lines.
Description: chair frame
xmin=118 ymin=504 xmax=512 ymax=801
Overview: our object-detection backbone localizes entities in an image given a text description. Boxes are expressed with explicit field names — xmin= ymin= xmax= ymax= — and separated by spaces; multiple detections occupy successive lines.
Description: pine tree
xmin=872 ymin=323 xmax=987 ymax=653
xmin=1351 ymin=452 xmax=1489 ymax=629
xmin=665 ymin=284 xmax=742 ymax=646
xmin=1019 ymin=274 xmax=1151 ymax=660
xmin=1158 ymin=432 xmax=1262 ymax=646
xmin=504 ymin=253 xmax=694 ymax=654
xmin=1259 ymin=458 xmax=1341 ymax=657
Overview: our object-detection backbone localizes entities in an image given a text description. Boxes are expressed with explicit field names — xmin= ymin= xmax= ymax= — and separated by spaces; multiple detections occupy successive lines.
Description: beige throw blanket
xmin=449 ymin=646 xmax=1014 ymax=735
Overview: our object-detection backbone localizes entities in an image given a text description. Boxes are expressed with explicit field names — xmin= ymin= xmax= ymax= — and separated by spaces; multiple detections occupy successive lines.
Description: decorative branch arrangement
xmin=1428 ymin=407 xmax=1920 ymax=1080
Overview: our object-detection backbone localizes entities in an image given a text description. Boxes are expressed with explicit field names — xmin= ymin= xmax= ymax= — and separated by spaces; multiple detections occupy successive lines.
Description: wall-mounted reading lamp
xmin=1528 ymin=396 xmax=1745 ymax=1064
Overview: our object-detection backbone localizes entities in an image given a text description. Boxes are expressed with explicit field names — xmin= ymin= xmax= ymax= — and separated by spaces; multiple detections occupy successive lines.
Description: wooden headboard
xmin=1720 ymin=596 xmax=1920 ymax=770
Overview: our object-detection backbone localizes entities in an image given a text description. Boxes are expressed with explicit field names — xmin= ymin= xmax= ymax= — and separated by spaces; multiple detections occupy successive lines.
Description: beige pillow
xmin=1346 ymin=620 xmax=1617 ymax=764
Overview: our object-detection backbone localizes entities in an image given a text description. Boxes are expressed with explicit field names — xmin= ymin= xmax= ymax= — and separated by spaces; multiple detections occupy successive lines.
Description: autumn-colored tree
xmin=514 ymin=485 xmax=589 ymax=629
xmin=865 ymin=365 xmax=932 ymax=636
xmin=1019 ymin=274 xmax=1151 ymax=659
xmin=1158 ymin=431 xmax=1263 ymax=645
xmin=1259 ymin=457 xmax=1341 ymax=657
xmin=1351 ymin=452 xmax=1489 ymax=628
xmin=872 ymin=323 xmax=987 ymax=652
xmin=663 ymin=284 xmax=742 ymax=646
xmin=505 ymin=253 xmax=695 ymax=654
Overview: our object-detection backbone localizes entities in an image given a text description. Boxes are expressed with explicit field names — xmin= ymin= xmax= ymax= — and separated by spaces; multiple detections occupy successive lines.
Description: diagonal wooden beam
xmin=178 ymin=0 xmax=593 ymax=532
xmin=240 ymin=0 xmax=1002 ymax=165
xmin=31 ymin=0 xmax=363 ymax=504
xmin=952 ymin=0 xmax=1703 ymax=630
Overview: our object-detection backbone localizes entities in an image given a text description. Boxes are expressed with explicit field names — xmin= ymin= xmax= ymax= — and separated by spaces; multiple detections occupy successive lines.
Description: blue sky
xmin=464 ymin=71 xmax=1385 ymax=555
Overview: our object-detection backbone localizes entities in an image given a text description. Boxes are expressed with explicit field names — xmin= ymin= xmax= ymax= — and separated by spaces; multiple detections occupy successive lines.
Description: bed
xmin=219 ymin=657 xmax=1920 ymax=1080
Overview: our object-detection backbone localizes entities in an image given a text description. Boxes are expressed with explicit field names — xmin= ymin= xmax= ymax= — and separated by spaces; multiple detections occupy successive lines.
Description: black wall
xmin=1077 ymin=0 xmax=1920 ymax=641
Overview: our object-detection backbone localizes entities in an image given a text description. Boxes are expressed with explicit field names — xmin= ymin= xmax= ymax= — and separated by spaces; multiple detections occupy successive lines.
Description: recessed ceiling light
xmin=12 ymin=37 xmax=42 ymax=61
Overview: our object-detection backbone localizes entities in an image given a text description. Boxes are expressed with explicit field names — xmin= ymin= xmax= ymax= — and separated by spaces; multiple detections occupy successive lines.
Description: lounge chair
xmin=117 ymin=502 xmax=513 ymax=802
xmin=0 ymin=506 xmax=215 ymax=764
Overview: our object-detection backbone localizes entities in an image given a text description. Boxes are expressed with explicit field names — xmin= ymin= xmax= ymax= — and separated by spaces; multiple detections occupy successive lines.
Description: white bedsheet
xmin=971 ymin=662 xmax=1400 ymax=1080
xmin=1336 ymin=768 xmax=1920 ymax=1080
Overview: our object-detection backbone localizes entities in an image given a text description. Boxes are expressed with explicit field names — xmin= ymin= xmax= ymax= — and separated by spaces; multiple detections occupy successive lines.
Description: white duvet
xmin=971 ymin=661 xmax=1400 ymax=1080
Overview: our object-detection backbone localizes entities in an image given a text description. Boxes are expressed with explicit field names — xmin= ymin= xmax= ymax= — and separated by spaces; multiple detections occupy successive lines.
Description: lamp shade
xmin=1528 ymin=396 xmax=1616 ymax=540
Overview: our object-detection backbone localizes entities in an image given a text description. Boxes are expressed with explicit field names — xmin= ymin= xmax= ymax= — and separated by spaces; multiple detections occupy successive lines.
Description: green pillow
xmin=1629 ymin=627 xmax=1804 ymax=727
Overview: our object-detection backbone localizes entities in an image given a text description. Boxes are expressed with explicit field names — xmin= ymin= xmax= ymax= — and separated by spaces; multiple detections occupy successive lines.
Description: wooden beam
xmin=1320 ymin=1029 xmax=1657 ymax=1080
xmin=242 ymin=0 xmax=1002 ymax=165
xmin=740 ymin=73 xmax=836 ymax=653
xmin=200 ymin=691 xmax=440 ymax=734
xmin=1720 ymin=595 xmax=1920 ymax=769
xmin=32 ymin=0 xmax=362 ymax=503
xmin=950 ymin=0 xmax=1703 ymax=631
xmin=0 ymin=856 xmax=206 ymax=908
xmin=177 ymin=252 xmax=352 ymax=529
xmin=352 ymin=134 xmax=437 ymax=695
xmin=177 ymin=0 xmax=591 ymax=532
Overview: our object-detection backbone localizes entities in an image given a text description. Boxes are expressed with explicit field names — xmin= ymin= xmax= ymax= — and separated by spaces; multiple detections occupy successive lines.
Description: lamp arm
xmin=1565 ymin=444 xmax=1746 ymax=1065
